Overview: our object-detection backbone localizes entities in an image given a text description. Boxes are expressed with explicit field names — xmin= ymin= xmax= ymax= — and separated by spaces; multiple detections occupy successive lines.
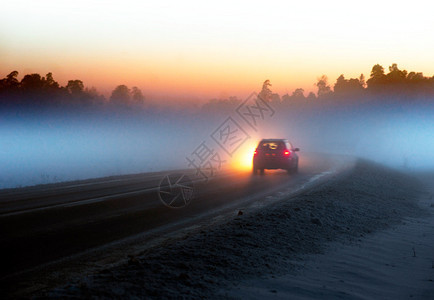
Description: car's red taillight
xmin=253 ymin=149 xmax=258 ymax=157
xmin=283 ymin=150 xmax=290 ymax=157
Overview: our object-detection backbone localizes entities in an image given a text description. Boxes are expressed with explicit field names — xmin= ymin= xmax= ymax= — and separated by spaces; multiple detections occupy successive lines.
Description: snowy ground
xmin=226 ymin=174 xmax=434 ymax=299
xmin=41 ymin=160 xmax=433 ymax=299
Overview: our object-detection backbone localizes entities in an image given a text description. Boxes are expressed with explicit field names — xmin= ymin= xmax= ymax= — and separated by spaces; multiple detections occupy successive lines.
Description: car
xmin=253 ymin=139 xmax=299 ymax=175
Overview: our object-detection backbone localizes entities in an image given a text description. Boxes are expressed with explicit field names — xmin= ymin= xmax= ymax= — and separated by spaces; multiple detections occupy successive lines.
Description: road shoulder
xmin=225 ymin=173 xmax=434 ymax=299
xmin=37 ymin=160 xmax=429 ymax=298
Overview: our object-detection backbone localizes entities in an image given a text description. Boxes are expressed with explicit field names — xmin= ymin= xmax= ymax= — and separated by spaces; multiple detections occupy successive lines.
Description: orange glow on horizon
xmin=1 ymin=50 xmax=317 ymax=100
xmin=1 ymin=1 xmax=433 ymax=101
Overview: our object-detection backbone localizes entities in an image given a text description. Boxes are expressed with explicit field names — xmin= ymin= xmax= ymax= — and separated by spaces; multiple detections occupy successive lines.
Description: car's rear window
xmin=258 ymin=141 xmax=285 ymax=150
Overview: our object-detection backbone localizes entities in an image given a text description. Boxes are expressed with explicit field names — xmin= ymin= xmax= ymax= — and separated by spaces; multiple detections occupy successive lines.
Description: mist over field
xmin=1 ymin=97 xmax=433 ymax=189
xmin=0 ymin=107 xmax=211 ymax=188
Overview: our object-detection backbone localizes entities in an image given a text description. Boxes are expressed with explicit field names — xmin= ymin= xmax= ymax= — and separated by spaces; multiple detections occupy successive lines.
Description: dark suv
xmin=253 ymin=139 xmax=299 ymax=175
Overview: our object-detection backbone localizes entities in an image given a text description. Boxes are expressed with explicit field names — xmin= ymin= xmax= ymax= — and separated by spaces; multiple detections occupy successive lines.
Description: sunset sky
xmin=1 ymin=0 xmax=433 ymax=101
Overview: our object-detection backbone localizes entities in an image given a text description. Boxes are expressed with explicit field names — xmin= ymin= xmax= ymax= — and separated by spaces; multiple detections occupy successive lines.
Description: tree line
xmin=257 ymin=63 xmax=434 ymax=105
xmin=0 ymin=71 xmax=144 ymax=108
xmin=1 ymin=63 xmax=433 ymax=109
xmin=202 ymin=64 xmax=433 ymax=113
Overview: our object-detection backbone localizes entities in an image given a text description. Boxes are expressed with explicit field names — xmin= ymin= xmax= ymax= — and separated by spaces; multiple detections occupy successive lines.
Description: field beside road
xmin=18 ymin=159 xmax=432 ymax=299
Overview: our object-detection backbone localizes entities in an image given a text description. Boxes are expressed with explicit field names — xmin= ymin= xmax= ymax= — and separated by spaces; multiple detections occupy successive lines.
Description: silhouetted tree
xmin=281 ymin=93 xmax=290 ymax=103
xmin=292 ymin=88 xmax=305 ymax=99
xmin=1 ymin=71 xmax=19 ymax=88
xmin=334 ymin=75 xmax=346 ymax=93
xmin=366 ymin=63 xmax=427 ymax=97
xmin=66 ymin=80 xmax=84 ymax=95
xmin=84 ymin=87 xmax=105 ymax=104
xmin=282 ymin=88 xmax=306 ymax=105
xmin=282 ymin=88 xmax=306 ymax=103
xmin=20 ymin=73 xmax=44 ymax=93
xmin=367 ymin=64 xmax=386 ymax=89
xmin=333 ymin=74 xmax=364 ymax=95
xmin=110 ymin=85 xmax=130 ymax=105
xmin=131 ymin=86 xmax=145 ymax=104
xmin=386 ymin=63 xmax=407 ymax=84
xmin=306 ymin=92 xmax=316 ymax=101
xmin=6 ymin=70 xmax=19 ymax=84
xmin=0 ymin=71 xmax=20 ymax=96
xmin=316 ymin=75 xmax=331 ymax=97
xmin=44 ymin=72 xmax=59 ymax=90
xmin=259 ymin=80 xmax=272 ymax=102
xmin=271 ymin=93 xmax=281 ymax=104
xmin=407 ymin=71 xmax=424 ymax=83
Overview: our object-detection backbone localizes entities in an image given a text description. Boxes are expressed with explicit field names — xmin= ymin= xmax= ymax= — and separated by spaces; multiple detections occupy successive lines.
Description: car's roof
xmin=259 ymin=138 xmax=288 ymax=142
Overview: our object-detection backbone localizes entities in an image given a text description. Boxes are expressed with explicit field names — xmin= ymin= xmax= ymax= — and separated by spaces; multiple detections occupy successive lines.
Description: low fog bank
xmin=270 ymin=100 xmax=434 ymax=170
xmin=0 ymin=106 xmax=215 ymax=189
xmin=1 ymin=100 xmax=433 ymax=189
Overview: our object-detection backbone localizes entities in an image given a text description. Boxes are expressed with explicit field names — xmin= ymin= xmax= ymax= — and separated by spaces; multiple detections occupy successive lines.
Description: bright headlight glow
xmin=230 ymin=140 xmax=258 ymax=172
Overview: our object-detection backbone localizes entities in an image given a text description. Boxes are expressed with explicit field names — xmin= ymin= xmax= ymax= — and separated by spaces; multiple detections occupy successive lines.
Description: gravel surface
xmin=42 ymin=160 xmax=426 ymax=299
